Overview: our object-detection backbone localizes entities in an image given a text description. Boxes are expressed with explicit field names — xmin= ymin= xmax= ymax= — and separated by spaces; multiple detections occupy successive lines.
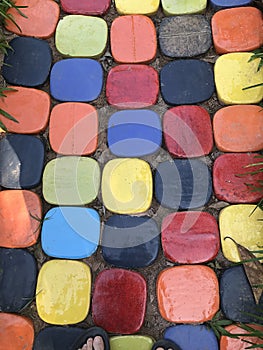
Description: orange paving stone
xmin=111 ymin=15 xmax=157 ymax=63
xmin=213 ymin=105 xmax=263 ymax=152
xmin=220 ymin=324 xmax=263 ymax=350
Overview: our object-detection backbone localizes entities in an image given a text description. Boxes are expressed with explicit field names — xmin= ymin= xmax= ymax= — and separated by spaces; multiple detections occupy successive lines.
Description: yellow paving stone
xmin=161 ymin=0 xmax=207 ymax=15
xmin=115 ymin=0 xmax=160 ymax=15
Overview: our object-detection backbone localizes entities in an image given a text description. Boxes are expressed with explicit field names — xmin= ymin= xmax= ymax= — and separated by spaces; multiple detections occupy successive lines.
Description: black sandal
xmin=152 ymin=339 xmax=182 ymax=350
xmin=72 ymin=327 xmax=110 ymax=350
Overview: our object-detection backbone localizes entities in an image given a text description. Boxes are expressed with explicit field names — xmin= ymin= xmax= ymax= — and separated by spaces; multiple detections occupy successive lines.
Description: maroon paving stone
xmin=106 ymin=65 xmax=159 ymax=108
xmin=213 ymin=153 xmax=263 ymax=204
xmin=60 ymin=0 xmax=111 ymax=15
xmin=162 ymin=211 xmax=220 ymax=264
xmin=92 ymin=269 xmax=147 ymax=334
xmin=163 ymin=105 xmax=213 ymax=158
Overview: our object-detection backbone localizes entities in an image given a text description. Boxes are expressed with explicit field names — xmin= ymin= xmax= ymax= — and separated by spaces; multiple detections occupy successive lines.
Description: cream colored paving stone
xmin=115 ymin=0 xmax=160 ymax=15
xmin=161 ymin=0 xmax=207 ymax=15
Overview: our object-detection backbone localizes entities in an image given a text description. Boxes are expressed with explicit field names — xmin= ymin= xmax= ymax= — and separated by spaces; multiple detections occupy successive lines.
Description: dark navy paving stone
xmin=0 ymin=134 xmax=45 ymax=189
xmin=220 ymin=265 xmax=263 ymax=323
xmin=41 ymin=207 xmax=100 ymax=259
xmin=159 ymin=16 xmax=212 ymax=58
xmin=160 ymin=60 xmax=214 ymax=105
xmin=101 ymin=215 xmax=160 ymax=268
xmin=2 ymin=37 xmax=52 ymax=87
xmin=155 ymin=159 xmax=212 ymax=210
xmin=34 ymin=326 xmax=86 ymax=350
xmin=164 ymin=325 xmax=218 ymax=350
xmin=108 ymin=110 xmax=162 ymax=157
xmin=210 ymin=0 xmax=252 ymax=8
xmin=0 ymin=248 xmax=37 ymax=313
xmin=50 ymin=59 xmax=103 ymax=102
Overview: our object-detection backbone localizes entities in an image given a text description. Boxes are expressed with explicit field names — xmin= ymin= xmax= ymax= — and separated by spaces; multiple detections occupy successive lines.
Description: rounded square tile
xmin=159 ymin=15 xmax=211 ymax=57
xmin=0 ymin=86 xmax=50 ymax=134
xmin=110 ymin=336 xmax=155 ymax=350
xmin=50 ymin=59 xmax=103 ymax=102
xmin=42 ymin=156 xmax=100 ymax=205
xmin=0 ymin=134 xmax=45 ymax=189
xmin=219 ymin=204 xmax=263 ymax=263
xmin=0 ymin=248 xmax=37 ymax=313
xmin=101 ymin=215 xmax=159 ymax=268
xmin=41 ymin=207 xmax=100 ymax=259
xmin=210 ymin=0 xmax=252 ymax=9
xmin=55 ymin=15 xmax=108 ymax=58
xmin=111 ymin=15 xmax=156 ymax=63
xmin=214 ymin=53 xmax=263 ymax=105
xmin=49 ymin=103 xmax=98 ymax=155
xmin=213 ymin=105 xmax=263 ymax=152
xmin=220 ymin=324 xmax=263 ymax=349
xmin=157 ymin=265 xmax=219 ymax=323
xmin=0 ymin=190 xmax=42 ymax=248
xmin=108 ymin=110 xmax=162 ymax=157
xmin=162 ymin=211 xmax=219 ymax=264
xmin=161 ymin=0 xmax=207 ymax=15
xmin=213 ymin=153 xmax=263 ymax=203
xmin=164 ymin=325 xmax=218 ymax=350
xmin=5 ymin=0 xmax=60 ymax=38
xmin=106 ymin=65 xmax=159 ymax=108
xmin=61 ymin=0 xmax=111 ymax=15
xmin=160 ymin=60 xmax=214 ymax=105
xmin=0 ymin=313 xmax=34 ymax=350
xmin=102 ymin=158 xmax=152 ymax=214
xmin=212 ymin=7 xmax=263 ymax=54
xmin=163 ymin=106 xmax=213 ymax=158
xmin=2 ymin=37 xmax=52 ymax=87
xmin=155 ymin=159 xmax=212 ymax=210
xmin=92 ymin=268 xmax=147 ymax=334
xmin=115 ymin=0 xmax=159 ymax=15
xmin=36 ymin=260 xmax=91 ymax=325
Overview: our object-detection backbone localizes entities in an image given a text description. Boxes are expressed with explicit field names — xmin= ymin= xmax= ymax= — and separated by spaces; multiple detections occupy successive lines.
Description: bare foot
xmin=78 ymin=336 xmax=104 ymax=350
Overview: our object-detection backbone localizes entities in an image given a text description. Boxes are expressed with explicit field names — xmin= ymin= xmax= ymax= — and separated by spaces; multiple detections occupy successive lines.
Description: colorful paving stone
xmin=108 ymin=110 xmax=162 ymax=157
xmin=55 ymin=16 xmax=108 ymax=58
xmin=42 ymin=156 xmax=100 ymax=205
xmin=155 ymin=159 xmax=212 ymax=210
xmin=2 ymin=37 xmax=52 ymax=87
xmin=49 ymin=103 xmax=98 ymax=155
xmin=164 ymin=325 xmax=219 ymax=350
xmin=161 ymin=211 xmax=219 ymax=264
xmin=92 ymin=269 xmax=147 ymax=334
xmin=213 ymin=153 xmax=263 ymax=203
xmin=0 ymin=134 xmax=44 ymax=189
xmin=219 ymin=204 xmax=263 ymax=263
xmin=0 ymin=313 xmax=34 ymax=350
xmin=159 ymin=15 xmax=211 ymax=57
xmin=214 ymin=53 xmax=263 ymax=104
xmin=213 ymin=105 xmax=263 ymax=152
xmin=220 ymin=266 xmax=263 ymax=323
xmin=41 ymin=207 xmax=100 ymax=259
xmin=115 ymin=0 xmax=160 ymax=15
xmin=36 ymin=260 xmax=91 ymax=325
xmin=160 ymin=60 xmax=214 ymax=105
xmin=163 ymin=105 xmax=213 ymax=158
xmin=101 ymin=215 xmax=159 ymax=268
xmin=61 ymin=0 xmax=111 ymax=15
xmin=210 ymin=0 xmax=253 ymax=9
xmin=157 ymin=265 xmax=219 ymax=323
xmin=106 ymin=65 xmax=159 ymax=108
xmin=0 ymin=248 xmax=37 ymax=313
xmin=111 ymin=15 xmax=157 ymax=63
xmin=212 ymin=7 xmax=263 ymax=54
xmin=102 ymin=158 xmax=152 ymax=214
xmin=50 ymin=59 xmax=103 ymax=102
xmin=110 ymin=335 xmax=155 ymax=350
xmin=0 ymin=190 xmax=42 ymax=248
xmin=5 ymin=0 xmax=60 ymax=38
xmin=220 ymin=324 xmax=263 ymax=349
xmin=161 ymin=0 xmax=207 ymax=15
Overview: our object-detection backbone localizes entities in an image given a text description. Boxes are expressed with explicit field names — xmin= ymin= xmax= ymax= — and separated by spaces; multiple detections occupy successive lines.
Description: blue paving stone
xmin=220 ymin=265 xmax=263 ymax=323
xmin=0 ymin=248 xmax=37 ymax=313
xmin=108 ymin=110 xmax=162 ymax=157
xmin=101 ymin=215 xmax=160 ymax=268
xmin=164 ymin=325 xmax=218 ymax=350
xmin=210 ymin=0 xmax=252 ymax=8
xmin=50 ymin=58 xmax=103 ymax=102
xmin=0 ymin=135 xmax=45 ymax=189
xmin=155 ymin=159 xmax=212 ymax=210
xmin=41 ymin=207 xmax=100 ymax=259
xmin=2 ymin=37 xmax=52 ymax=87
xmin=160 ymin=60 xmax=214 ymax=105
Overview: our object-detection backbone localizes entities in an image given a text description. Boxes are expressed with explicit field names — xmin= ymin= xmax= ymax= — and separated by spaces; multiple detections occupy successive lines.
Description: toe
xmin=93 ymin=336 xmax=104 ymax=350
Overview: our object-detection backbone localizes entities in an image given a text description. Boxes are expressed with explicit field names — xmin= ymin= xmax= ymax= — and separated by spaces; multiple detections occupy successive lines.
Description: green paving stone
xmin=161 ymin=0 xmax=207 ymax=15
xmin=55 ymin=15 xmax=108 ymax=58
